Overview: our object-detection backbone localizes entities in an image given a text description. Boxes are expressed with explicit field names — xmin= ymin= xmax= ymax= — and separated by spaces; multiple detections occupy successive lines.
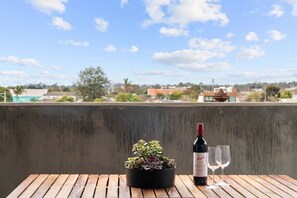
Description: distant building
xmin=285 ymin=86 xmax=297 ymax=95
xmin=198 ymin=87 xmax=237 ymax=102
xmin=10 ymin=89 xmax=48 ymax=102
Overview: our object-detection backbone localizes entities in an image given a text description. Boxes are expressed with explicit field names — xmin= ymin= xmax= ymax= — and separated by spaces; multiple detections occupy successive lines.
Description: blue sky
xmin=0 ymin=0 xmax=297 ymax=86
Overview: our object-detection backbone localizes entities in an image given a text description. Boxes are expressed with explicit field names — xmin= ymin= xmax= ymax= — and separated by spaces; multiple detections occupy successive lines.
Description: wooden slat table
xmin=7 ymin=175 xmax=297 ymax=198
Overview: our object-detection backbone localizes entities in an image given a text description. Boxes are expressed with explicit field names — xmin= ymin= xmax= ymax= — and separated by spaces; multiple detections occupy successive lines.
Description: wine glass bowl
xmin=207 ymin=147 xmax=221 ymax=189
xmin=216 ymin=145 xmax=231 ymax=186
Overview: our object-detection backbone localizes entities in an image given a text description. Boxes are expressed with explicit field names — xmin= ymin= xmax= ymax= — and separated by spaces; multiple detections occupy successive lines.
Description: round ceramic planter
xmin=125 ymin=168 xmax=175 ymax=188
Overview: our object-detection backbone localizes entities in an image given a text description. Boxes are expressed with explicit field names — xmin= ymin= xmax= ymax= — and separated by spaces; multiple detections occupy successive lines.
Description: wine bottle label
xmin=193 ymin=152 xmax=208 ymax=177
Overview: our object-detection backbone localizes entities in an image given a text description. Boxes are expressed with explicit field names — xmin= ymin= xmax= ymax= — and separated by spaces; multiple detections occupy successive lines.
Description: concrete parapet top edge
xmin=1 ymin=102 xmax=297 ymax=107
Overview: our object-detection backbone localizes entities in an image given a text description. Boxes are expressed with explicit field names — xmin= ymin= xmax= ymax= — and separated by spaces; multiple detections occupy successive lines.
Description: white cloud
xmin=95 ymin=18 xmax=109 ymax=32
xmin=268 ymin=5 xmax=284 ymax=17
xmin=52 ymin=17 xmax=72 ymax=31
xmin=226 ymin=33 xmax=235 ymax=38
xmin=129 ymin=45 xmax=139 ymax=53
xmin=59 ymin=40 xmax=89 ymax=47
xmin=189 ymin=38 xmax=235 ymax=53
xmin=268 ymin=30 xmax=286 ymax=41
xmin=35 ymin=71 xmax=66 ymax=79
xmin=29 ymin=0 xmax=68 ymax=14
xmin=104 ymin=44 xmax=117 ymax=52
xmin=121 ymin=0 xmax=128 ymax=8
xmin=50 ymin=66 xmax=62 ymax=70
xmin=153 ymin=49 xmax=230 ymax=71
xmin=238 ymin=45 xmax=265 ymax=59
xmin=135 ymin=70 xmax=188 ymax=77
xmin=159 ymin=27 xmax=188 ymax=37
xmin=142 ymin=0 xmax=229 ymax=28
xmin=245 ymin=32 xmax=259 ymax=41
xmin=0 ymin=55 xmax=42 ymax=67
xmin=285 ymin=0 xmax=297 ymax=16
xmin=0 ymin=70 xmax=26 ymax=78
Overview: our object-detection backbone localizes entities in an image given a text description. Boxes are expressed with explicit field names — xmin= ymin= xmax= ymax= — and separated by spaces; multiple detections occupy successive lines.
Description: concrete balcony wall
xmin=0 ymin=103 xmax=297 ymax=197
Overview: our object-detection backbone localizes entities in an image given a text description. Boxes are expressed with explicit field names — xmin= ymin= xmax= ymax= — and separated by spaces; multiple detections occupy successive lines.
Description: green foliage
xmin=156 ymin=92 xmax=165 ymax=99
xmin=62 ymin=87 xmax=71 ymax=92
xmin=0 ymin=87 xmax=13 ymax=102
xmin=55 ymin=95 xmax=75 ymax=102
xmin=266 ymin=85 xmax=280 ymax=101
xmin=123 ymin=78 xmax=132 ymax=93
xmin=168 ymin=92 xmax=182 ymax=100
xmin=75 ymin=66 xmax=109 ymax=102
xmin=245 ymin=92 xmax=265 ymax=102
xmin=115 ymin=93 xmax=140 ymax=102
xmin=184 ymin=85 xmax=202 ymax=101
xmin=30 ymin=98 xmax=39 ymax=102
xmin=281 ymin=90 xmax=292 ymax=99
xmin=94 ymin=98 xmax=105 ymax=102
xmin=125 ymin=140 xmax=176 ymax=170
xmin=12 ymin=86 xmax=25 ymax=101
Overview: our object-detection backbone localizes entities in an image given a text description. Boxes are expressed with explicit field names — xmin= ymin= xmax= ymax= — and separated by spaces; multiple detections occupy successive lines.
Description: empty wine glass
xmin=216 ymin=145 xmax=231 ymax=186
xmin=207 ymin=147 xmax=221 ymax=189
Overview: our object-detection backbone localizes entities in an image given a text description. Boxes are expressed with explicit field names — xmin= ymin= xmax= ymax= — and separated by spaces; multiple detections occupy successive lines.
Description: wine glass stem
xmin=221 ymin=167 xmax=224 ymax=181
xmin=212 ymin=169 xmax=215 ymax=185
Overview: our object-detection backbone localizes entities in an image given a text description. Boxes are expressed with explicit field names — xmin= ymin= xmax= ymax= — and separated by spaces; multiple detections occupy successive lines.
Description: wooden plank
xmin=32 ymin=174 xmax=59 ymax=198
xmin=44 ymin=174 xmax=69 ymax=198
xmin=239 ymin=175 xmax=281 ymax=198
xmin=260 ymin=175 xmax=297 ymax=197
xmin=154 ymin=189 xmax=168 ymax=198
xmin=279 ymin=175 xmax=297 ymax=186
xmin=174 ymin=175 xmax=193 ymax=198
xmin=19 ymin=174 xmax=49 ymax=198
xmin=188 ymin=175 xmax=219 ymax=198
xmin=119 ymin=175 xmax=130 ymax=198
xmin=248 ymin=175 xmax=293 ymax=198
xmin=142 ymin=189 xmax=156 ymax=198
xmin=82 ymin=174 xmax=98 ymax=198
xmin=179 ymin=175 xmax=206 ymax=198
xmin=56 ymin=174 xmax=79 ymax=198
xmin=207 ymin=175 xmax=231 ymax=198
xmin=69 ymin=174 xmax=89 ymax=198
xmin=213 ymin=175 xmax=244 ymax=198
xmin=7 ymin=174 xmax=39 ymax=198
xmin=269 ymin=175 xmax=297 ymax=192
xmin=107 ymin=175 xmax=119 ymax=198
xmin=94 ymin=174 xmax=109 ymax=198
xmin=166 ymin=186 xmax=181 ymax=198
xmin=229 ymin=175 xmax=269 ymax=198
xmin=222 ymin=176 xmax=256 ymax=198
xmin=131 ymin=187 xmax=143 ymax=198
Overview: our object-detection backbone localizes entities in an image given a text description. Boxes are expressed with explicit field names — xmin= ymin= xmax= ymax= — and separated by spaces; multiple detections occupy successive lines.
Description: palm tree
xmin=123 ymin=78 xmax=132 ymax=93
xmin=12 ymin=86 xmax=25 ymax=102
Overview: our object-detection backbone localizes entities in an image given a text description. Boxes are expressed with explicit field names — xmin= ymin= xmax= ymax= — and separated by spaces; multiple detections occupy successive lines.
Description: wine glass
xmin=207 ymin=147 xmax=221 ymax=189
xmin=216 ymin=145 xmax=231 ymax=186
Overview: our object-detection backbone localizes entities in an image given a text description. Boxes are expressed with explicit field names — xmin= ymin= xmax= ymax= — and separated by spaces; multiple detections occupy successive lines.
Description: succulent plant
xmin=125 ymin=139 xmax=176 ymax=170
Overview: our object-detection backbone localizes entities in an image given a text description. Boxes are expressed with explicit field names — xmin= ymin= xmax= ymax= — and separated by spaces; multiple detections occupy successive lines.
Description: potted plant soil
xmin=125 ymin=140 xmax=176 ymax=188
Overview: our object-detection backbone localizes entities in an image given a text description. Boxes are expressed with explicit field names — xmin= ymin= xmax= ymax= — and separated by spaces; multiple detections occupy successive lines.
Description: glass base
xmin=206 ymin=184 xmax=220 ymax=189
xmin=216 ymin=181 xmax=229 ymax=186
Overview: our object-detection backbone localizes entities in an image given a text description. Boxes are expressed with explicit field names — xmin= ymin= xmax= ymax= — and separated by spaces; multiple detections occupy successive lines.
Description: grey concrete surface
xmin=0 ymin=103 xmax=297 ymax=197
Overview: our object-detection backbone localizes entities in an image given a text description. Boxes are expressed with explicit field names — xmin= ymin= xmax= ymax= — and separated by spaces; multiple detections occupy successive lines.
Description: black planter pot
xmin=126 ymin=168 xmax=175 ymax=188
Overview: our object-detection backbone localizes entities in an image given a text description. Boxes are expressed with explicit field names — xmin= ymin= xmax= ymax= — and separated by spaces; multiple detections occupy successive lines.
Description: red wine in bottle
xmin=193 ymin=123 xmax=208 ymax=185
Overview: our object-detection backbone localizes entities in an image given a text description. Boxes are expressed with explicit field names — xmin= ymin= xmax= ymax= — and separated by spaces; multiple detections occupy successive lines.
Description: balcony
xmin=1 ymin=103 xmax=297 ymax=197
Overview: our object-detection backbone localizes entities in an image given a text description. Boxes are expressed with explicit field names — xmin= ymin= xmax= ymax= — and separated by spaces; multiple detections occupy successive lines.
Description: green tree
xmin=184 ymin=85 xmax=202 ymax=101
xmin=12 ymin=86 xmax=25 ymax=102
xmin=169 ymin=92 xmax=182 ymax=100
xmin=281 ymin=90 xmax=292 ymax=99
xmin=266 ymin=85 xmax=280 ymax=101
xmin=115 ymin=93 xmax=140 ymax=102
xmin=62 ymin=87 xmax=71 ymax=92
xmin=55 ymin=95 xmax=75 ymax=102
xmin=0 ymin=87 xmax=13 ymax=102
xmin=75 ymin=66 xmax=109 ymax=102
xmin=245 ymin=92 xmax=265 ymax=102
xmin=156 ymin=93 xmax=165 ymax=99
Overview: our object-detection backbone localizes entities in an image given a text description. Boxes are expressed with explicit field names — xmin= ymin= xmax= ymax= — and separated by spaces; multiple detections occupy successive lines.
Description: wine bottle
xmin=193 ymin=123 xmax=208 ymax=185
